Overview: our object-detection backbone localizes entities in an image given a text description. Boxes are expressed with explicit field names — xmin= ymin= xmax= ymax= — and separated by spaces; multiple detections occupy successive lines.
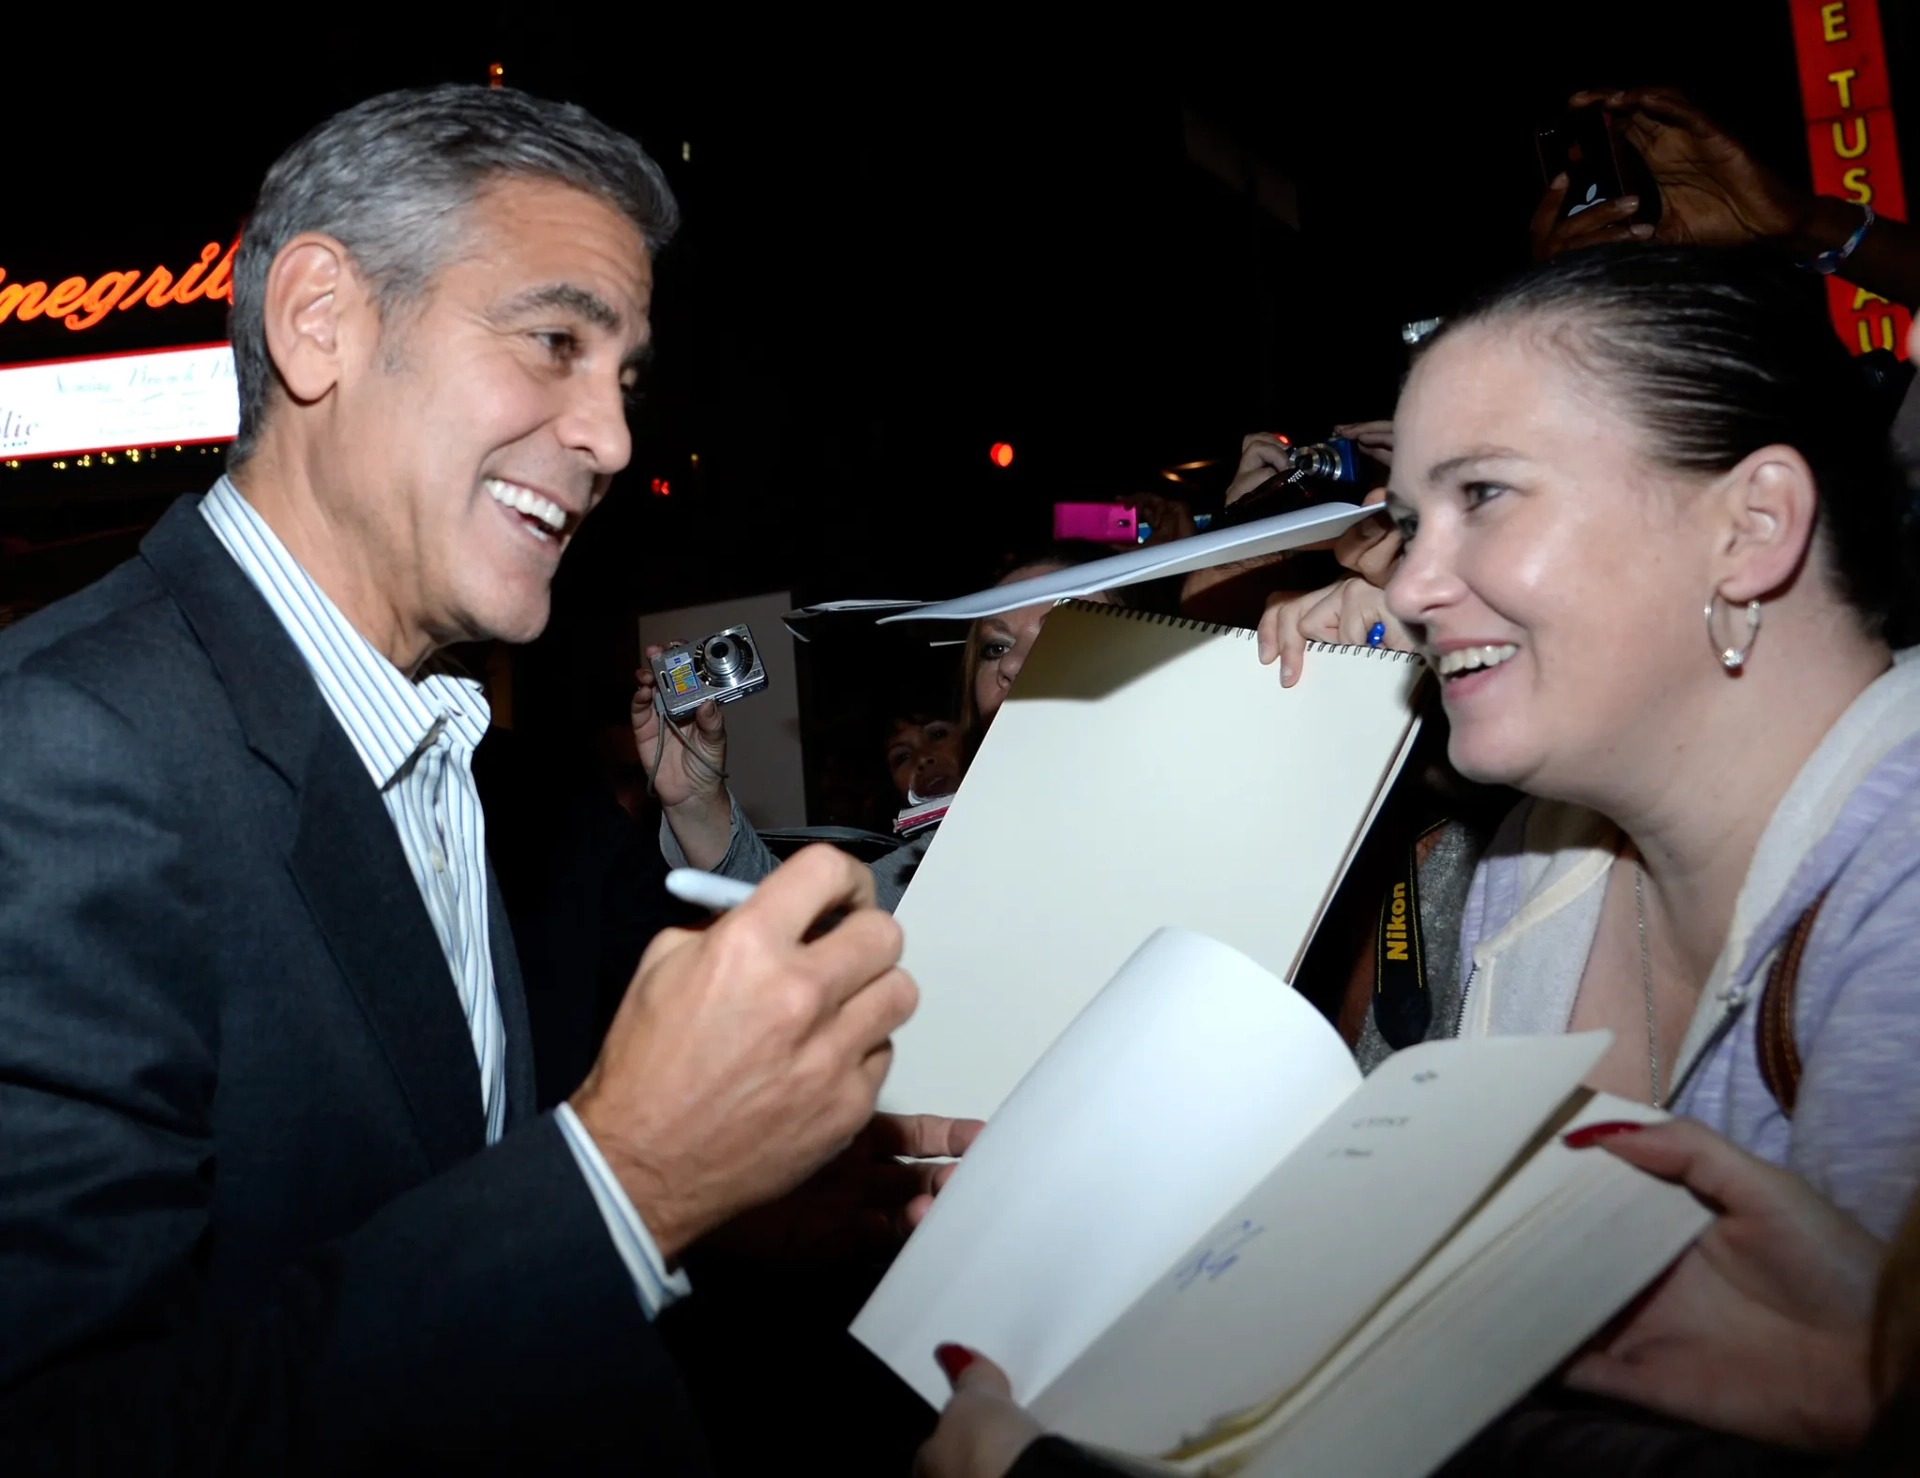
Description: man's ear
xmin=260 ymin=233 xmax=357 ymax=408
xmin=1711 ymin=444 xmax=1820 ymax=605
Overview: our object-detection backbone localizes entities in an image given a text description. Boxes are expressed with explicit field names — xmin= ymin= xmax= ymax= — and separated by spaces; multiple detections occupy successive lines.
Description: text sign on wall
xmin=1789 ymin=0 xmax=1910 ymax=357
xmin=0 ymin=241 xmax=235 ymax=334
xmin=0 ymin=343 xmax=238 ymax=460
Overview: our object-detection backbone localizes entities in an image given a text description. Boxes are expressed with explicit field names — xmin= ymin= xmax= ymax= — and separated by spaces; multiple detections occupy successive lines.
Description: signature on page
xmin=1174 ymin=1219 xmax=1265 ymax=1292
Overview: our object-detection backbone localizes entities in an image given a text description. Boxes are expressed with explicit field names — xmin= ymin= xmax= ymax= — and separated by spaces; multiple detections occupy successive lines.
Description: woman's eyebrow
xmin=1421 ymin=446 xmax=1531 ymax=483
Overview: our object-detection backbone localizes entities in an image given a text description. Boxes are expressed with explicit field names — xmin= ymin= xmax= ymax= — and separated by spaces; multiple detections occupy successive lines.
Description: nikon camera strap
xmin=1372 ymin=822 xmax=1443 ymax=1049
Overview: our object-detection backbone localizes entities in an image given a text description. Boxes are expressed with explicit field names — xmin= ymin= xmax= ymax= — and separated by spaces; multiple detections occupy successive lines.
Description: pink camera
xmin=1052 ymin=502 xmax=1137 ymax=542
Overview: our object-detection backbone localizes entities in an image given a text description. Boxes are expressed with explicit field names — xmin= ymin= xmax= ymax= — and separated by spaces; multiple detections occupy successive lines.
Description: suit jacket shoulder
xmin=0 ymin=496 xmax=693 ymax=1473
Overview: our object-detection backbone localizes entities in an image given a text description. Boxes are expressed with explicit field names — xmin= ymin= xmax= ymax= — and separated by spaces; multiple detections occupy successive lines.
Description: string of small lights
xmin=2 ymin=443 xmax=230 ymax=473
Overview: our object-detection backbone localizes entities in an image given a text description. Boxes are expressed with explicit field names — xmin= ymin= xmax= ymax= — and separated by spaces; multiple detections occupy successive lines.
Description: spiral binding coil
xmin=1055 ymin=598 xmax=1426 ymax=664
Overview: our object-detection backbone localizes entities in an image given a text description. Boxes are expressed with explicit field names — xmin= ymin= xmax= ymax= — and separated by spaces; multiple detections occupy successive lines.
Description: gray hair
xmin=228 ymin=84 xmax=678 ymax=462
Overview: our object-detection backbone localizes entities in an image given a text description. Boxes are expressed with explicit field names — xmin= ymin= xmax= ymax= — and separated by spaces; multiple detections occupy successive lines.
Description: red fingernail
xmin=1563 ymin=1120 xmax=1645 ymax=1149
xmin=935 ymin=1343 xmax=976 ymax=1382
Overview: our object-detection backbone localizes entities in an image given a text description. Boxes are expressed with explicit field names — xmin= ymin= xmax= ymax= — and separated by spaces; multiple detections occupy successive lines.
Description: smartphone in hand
xmin=1536 ymin=110 xmax=1659 ymax=225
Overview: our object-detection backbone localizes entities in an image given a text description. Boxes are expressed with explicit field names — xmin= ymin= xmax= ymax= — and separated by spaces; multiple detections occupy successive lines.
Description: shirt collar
xmin=198 ymin=477 xmax=490 ymax=791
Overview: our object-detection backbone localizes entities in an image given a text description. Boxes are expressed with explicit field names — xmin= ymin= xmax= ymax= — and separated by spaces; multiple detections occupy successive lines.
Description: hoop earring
xmin=1704 ymin=595 xmax=1763 ymax=672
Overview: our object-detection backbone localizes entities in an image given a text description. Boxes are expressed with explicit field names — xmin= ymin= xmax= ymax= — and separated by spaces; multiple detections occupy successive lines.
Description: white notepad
xmin=881 ymin=600 xmax=1425 ymax=1120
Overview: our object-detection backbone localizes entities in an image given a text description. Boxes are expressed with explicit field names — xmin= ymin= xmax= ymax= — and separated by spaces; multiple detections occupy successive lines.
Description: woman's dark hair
xmin=1429 ymin=245 xmax=1915 ymax=642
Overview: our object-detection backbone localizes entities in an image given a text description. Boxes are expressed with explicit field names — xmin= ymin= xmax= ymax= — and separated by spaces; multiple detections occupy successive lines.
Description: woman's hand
xmin=1580 ymin=87 xmax=1810 ymax=249
xmin=917 ymin=1347 xmax=1046 ymax=1478
xmin=1224 ymin=433 xmax=1295 ymax=505
xmin=1330 ymin=489 xmax=1398 ymax=588
xmin=1564 ymin=1118 xmax=1883 ymax=1452
xmin=1530 ymin=171 xmax=1655 ymax=259
xmin=633 ymin=650 xmax=737 ymax=868
xmin=1332 ymin=420 xmax=1394 ymax=471
xmin=633 ymin=650 xmax=730 ymax=811
xmin=1131 ymin=491 xmax=1197 ymax=546
xmin=1257 ymin=577 xmax=1417 ymax=688
xmin=1532 ymin=88 xmax=1812 ymax=261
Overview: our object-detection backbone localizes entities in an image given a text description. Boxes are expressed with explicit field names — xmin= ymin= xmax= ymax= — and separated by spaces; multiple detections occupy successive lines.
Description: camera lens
xmin=703 ymin=635 xmax=744 ymax=680
xmin=1289 ymin=444 xmax=1334 ymax=478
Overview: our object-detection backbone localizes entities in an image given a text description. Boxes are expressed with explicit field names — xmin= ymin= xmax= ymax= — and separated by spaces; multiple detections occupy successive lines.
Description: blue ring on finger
xmin=1367 ymin=622 xmax=1386 ymax=648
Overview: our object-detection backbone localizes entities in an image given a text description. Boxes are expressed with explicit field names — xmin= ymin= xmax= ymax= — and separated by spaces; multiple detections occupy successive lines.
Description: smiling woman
xmin=1273 ymin=245 xmax=1920 ymax=1245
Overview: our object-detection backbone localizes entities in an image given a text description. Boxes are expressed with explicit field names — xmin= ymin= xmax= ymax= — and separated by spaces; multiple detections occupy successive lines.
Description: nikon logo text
xmin=1385 ymin=882 xmax=1410 ymax=962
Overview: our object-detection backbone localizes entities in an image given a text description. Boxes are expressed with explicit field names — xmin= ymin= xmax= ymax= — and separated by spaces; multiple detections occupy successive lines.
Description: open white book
xmin=853 ymin=930 xmax=1710 ymax=1478
xmin=883 ymin=601 xmax=1425 ymax=1120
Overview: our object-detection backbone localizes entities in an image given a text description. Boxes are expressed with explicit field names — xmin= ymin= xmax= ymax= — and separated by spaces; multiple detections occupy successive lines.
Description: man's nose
xmin=557 ymin=374 xmax=633 ymax=475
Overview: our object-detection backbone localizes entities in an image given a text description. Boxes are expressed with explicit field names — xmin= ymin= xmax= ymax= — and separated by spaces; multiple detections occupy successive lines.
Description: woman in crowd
xmin=633 ymin=548 xmax=1111 ymax=911
xmin=915 ymin=244 xmax=1920 ymax=1473
xmin=1261 ymin=245 xmax=1920 ymax=1238
xmin=886 ymin=712 xmax=965 ymax=808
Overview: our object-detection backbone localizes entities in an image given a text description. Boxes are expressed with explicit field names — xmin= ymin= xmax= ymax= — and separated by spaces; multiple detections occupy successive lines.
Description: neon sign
xmin=0 ymin=240 xmax=236 ymax=333
xmin=1788 ymin=0 xmax=1909 ymax=357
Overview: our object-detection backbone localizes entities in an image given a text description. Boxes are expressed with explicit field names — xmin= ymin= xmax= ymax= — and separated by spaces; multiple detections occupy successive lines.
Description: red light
xmin=989 ymin=441 xmax=1015 ymax=468
xmin=650 ymin=477 xmax=671 ymax=496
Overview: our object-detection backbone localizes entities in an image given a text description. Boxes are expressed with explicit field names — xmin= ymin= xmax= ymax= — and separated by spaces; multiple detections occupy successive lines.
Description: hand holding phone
xmin=1531 ymin=108 xmax=1660 ymax=260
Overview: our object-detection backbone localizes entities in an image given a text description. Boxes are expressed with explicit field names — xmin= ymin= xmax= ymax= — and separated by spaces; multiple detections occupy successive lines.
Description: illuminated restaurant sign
xmin=0 ymin=342 xmax=238 ymax=460
xmin=1789 ymin=0 xmax=1910 ymax=357
xmin=0 ymin=240 xmax=235 ymax=333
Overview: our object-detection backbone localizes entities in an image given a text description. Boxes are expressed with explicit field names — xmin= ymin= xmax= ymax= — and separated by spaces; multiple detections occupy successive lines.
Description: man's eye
xmin=536 ymin=330 xmax=580 ymax=360
xmin=1463 ymin=481 xmax=1506 ymax=510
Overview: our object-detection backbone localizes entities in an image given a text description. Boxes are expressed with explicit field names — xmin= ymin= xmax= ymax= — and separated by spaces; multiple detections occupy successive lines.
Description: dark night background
xmin=1 ymin=3 xmax=1912 ymax=818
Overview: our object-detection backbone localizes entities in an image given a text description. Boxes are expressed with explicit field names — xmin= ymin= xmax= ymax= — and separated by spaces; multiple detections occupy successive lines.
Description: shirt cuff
xmin=555 ymin=1101 xmax=692 ymax=1318
xmin=658 ymin=793 xmax=757 ymax=879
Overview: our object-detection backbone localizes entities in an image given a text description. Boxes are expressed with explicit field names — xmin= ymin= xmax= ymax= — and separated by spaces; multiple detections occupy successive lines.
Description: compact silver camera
xmin=649 ymin=624 xmax=769 ymax=720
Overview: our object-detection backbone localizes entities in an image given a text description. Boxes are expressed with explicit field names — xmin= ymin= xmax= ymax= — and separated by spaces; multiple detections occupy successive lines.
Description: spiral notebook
xmin=882 ymin=600 xmax=1426 ymax=1120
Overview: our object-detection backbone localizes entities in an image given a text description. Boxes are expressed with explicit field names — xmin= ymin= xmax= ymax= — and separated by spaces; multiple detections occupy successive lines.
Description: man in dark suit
xmin=0 ymin=85 xmax=944 ymax=1473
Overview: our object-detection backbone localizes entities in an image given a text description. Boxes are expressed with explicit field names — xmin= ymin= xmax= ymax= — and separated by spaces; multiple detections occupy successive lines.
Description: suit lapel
xmin=488 ymin=869 xmax=538 ymax=1126
xmin=144 ymin=495 xmax=487 ymax=1171
xmin=288 ymin=730 xmax=487 ymax=1169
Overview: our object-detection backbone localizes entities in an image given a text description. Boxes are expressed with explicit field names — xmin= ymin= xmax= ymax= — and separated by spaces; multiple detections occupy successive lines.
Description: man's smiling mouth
xmin=485 ymin=477 xmax=570 ymax=540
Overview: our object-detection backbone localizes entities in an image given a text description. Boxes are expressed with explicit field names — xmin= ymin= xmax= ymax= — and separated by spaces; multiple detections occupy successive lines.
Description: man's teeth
xmin=1436 ymin=644 xmax=1519 ymax=678
xmin=485 ymin=478 xmax=567 ymax=534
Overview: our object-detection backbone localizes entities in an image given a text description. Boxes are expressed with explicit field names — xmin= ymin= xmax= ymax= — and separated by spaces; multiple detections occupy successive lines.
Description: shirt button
xmin=429 ymin=846 xmax=447 ymax=873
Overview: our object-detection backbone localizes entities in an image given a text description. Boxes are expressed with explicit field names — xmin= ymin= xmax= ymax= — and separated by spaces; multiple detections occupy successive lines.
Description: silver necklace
xmin=1633 ymin=863 xmax=1662 ymax=1108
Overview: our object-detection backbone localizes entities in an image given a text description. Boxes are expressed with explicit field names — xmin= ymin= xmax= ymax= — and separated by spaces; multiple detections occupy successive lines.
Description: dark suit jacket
xmin=0 ymin=496 xmax=708 ymax=1475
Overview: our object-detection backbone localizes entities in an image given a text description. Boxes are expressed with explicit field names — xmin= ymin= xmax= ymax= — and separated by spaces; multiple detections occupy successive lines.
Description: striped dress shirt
xmin=201 ymin=478 xmax=688 ymax=1316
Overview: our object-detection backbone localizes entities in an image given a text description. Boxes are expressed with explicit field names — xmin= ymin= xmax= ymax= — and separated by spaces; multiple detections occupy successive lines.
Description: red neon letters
xmin=1788 ymin=0 xmax=1910 ymax=357
xmin=0 ymin=240 xmax=237 ymax=333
